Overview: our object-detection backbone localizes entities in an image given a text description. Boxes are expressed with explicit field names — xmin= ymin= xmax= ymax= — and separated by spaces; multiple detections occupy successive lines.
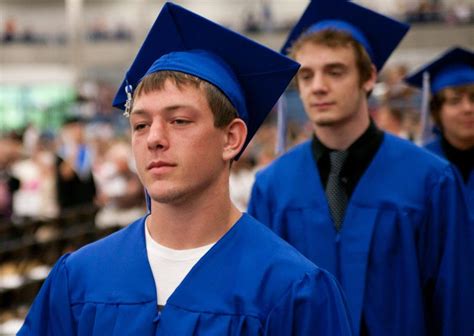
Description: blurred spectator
xmin=406 ymin=1 xmax=442 ymax=23
xmin=286 ymin=120 xmax=313 ymax=149
xmin=2 ymin=17 xmax=17 ymax=43
xmin=95 ymin=141 xmax=145 ymax=228
xmin=87 ymin=19 xmax=133 ymax=42
xmin=374 ymin=105 xmax=409 ymax=139
xmin=88 ymin=18 xmax=109 ymax=41
xmin=113 ymin=22 xmax=133 ymax=41
xmin=20 ymin=26 xmax=44 ymax=44
xmin=230 ymin=152 xmax=257 ymax=212
xmin=370 ymin=64 xmax=421 ymax=141
xmin=0 ymin=134 xmax=22 ymax=220
xmin=381 ymin=64 xmax=414 ymax=101
xmin=243 ymin=11 xmax=260 ymax=33
xmin=451 ymin=1 xmax=472 ymax=24
xmin=261 ymin=0 xmax=274 ymax=33
xmin=12 ymin=133 xmax=58 ymax=219
xmin=35 ymin=133 xmax=59 ymax=218
xmin=22 ymin=123 xmax=40 ymax=156
xmin=55 ymin=116 xmax=96 ymax=213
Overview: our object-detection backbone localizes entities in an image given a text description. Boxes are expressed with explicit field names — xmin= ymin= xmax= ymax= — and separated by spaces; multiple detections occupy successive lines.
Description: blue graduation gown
xmin=248 ymin=134 xmax=474 ymax=336
xmin=425 ymin=137 xmax=474 ymax=221
xmin=18 ymin=214 xmax=353 ymax=335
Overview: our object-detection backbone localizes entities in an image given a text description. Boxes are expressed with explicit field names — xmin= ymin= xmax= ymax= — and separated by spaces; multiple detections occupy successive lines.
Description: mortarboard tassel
xmin=145 ymin=189 xmax=152 ymax=214
xmin=417 ymin=71 xmax=434 ymax=145
xmin=124 ymin=84 xmax=133 ymax=118
xmin=275 ymin=94 xmax=288 ymax=155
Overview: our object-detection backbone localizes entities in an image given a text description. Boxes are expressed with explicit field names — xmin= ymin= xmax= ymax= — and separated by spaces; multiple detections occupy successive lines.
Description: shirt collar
xmin=312 ymin=119 xmax=381 ymax=161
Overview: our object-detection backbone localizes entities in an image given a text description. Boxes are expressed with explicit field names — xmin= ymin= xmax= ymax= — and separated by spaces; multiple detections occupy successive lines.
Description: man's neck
xmin=147 ymin=177 xmax=241 ymax=250
xmin=314 ymin=111 xmax=371 ymax=150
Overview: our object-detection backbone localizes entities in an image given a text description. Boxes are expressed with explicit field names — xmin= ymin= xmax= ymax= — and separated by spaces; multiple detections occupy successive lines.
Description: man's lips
xmin=147 ymin=161 xmax=176 ymax=173
xmin=312 ymin=102 xmax=335 ymax=109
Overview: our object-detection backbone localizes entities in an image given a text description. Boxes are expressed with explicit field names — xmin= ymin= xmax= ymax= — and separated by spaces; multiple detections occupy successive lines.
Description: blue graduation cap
xmin=281 ymin=0 xmax=410 ymax=71
xmin=404 ymin=47 xmax=473 ymax=144
xmin=113 ymin=2 xmax=299 ymax=158
xmin=405 ymin=47 xmax=474 ymax=94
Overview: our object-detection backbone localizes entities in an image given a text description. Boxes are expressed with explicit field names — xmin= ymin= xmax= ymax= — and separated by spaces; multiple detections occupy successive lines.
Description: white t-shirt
xmin=145 ymin=223 xmax=215 ymax=307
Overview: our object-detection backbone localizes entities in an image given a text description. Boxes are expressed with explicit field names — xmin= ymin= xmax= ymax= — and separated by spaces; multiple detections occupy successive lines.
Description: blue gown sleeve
xmin=247 ymin=175 xmax=272 ymax=225
xmin=17 ymin=254 xmax=76 ymax=336
xmin=264 ymin=268 xmax=354 ymax=335
xmin=420 ymin=166 xmax=474 ymax=335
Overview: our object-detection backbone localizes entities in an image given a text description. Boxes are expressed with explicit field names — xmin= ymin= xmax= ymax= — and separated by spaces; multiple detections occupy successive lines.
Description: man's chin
xmin=148 ymin=189 xmax=186 ymax=205
xmin=313 ymin=118 xmax=338 ymax=127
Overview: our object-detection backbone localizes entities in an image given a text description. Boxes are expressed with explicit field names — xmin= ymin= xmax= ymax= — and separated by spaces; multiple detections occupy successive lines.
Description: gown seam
xmin=69 ymin=300 xmax=156 ymax=306
xmin=165 ymin=302 xmax=264 ymax=322
xmin=264 ymin=269 xmax=316 ymax=321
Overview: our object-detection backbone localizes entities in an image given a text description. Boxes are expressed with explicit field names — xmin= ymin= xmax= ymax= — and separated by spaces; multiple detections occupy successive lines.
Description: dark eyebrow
xmin=298 ymin=62 xmax=348 ymax=73
xmin=130 ymin=104 xmax=198 ymax=116
xmin=324 ymin=62 xmax=348 ymax=70
xmin=130 ymin=109 xmax=148 ymax=117
xmin=297 ymin=66 xmax=313 ymax=76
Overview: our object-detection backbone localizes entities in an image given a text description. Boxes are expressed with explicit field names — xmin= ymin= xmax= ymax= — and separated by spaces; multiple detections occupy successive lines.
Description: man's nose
xmin=147 ymin=120 xmax=169 ymax=150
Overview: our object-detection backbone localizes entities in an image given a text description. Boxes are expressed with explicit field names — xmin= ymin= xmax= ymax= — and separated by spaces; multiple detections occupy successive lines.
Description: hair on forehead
xmin=134 ymin=71 xmax=201 ymax=97
xmin=134 ymin=70 xmax=238 ymax=128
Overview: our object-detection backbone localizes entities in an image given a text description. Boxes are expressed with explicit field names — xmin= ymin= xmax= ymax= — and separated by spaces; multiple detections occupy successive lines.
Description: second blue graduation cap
xmin=405 ymin=46 xmax=474 ymax=94
xmin=113 ymin=2 xmax=299 ymax=157
xmin=281 ymin=0 xmax=410 ymax=71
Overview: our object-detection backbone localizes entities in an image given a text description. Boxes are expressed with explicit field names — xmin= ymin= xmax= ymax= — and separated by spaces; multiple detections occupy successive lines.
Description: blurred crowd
xmin=0 ymin=117 xmax=145 ymax=228
xmin=2 ymin=1 xmax=473 ymax=45
xmin=406 ymin=0 xmax=474 ymax=24
xmin=1 ymin=16 xmax=133 ymax=45
xmin=0 ymin=62 xmax=424 ymax=219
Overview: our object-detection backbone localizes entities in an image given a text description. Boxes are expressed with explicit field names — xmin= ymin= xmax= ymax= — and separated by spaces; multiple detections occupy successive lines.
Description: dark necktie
xmin=325 ymin=151 xmax=348 ymax=230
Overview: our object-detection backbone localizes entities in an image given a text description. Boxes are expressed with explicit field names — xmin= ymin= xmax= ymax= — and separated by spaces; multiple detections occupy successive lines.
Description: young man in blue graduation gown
xmin=405 ymin=47 xmax=474 ymax=220
xmin=18 ymin=3 xmax=353 ymax=335
xmin=248 ymin=1 xmax=474 ymax=335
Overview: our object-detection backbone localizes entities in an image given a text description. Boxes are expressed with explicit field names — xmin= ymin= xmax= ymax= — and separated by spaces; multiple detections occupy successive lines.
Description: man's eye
xmin=133 ymin=123 xmax=147 ymax=131
xmin=329 ymin=70 xmax=343 ymax=77
xmin=446 ymin=97 xmax=461 ymax=105
xmin=172 ymin=119 xmax=191 ymax=125
xmin=298 ymin=73 xmax=312 ymax=81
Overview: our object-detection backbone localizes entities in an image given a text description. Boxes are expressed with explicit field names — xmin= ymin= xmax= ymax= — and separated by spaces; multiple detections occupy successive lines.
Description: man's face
xmin=439 ymin=86 xmax=474 ymax=148
xmin=294 ymin=43 xmax=375 ymax=128
xmin=129 ymin=80 xmax=229 ymax=205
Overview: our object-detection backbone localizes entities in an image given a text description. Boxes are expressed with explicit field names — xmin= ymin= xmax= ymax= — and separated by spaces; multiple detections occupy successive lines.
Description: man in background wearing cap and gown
xmin=406 ymin=47 xmax=474 ymax=221
xmin=248 ymin=1 xmax=474 ymax=335
xmin=18 ymin=3 xmax=353 ymax=335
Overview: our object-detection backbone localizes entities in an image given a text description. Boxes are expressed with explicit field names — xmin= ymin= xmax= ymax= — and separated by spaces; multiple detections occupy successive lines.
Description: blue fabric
xmin=75 ymin=145 xmax=92 ymax=179
xmin=113 ymin=2 xmax=299 ymax=159
xmin=145 ymin=50 xmax=248 ymax=124
xmin=19 ymin=214 xmax=353 ymax=335
xmin=425 ymin=138 xmax=474 ymax=221
xmin=306 ymin=20 xmax=374 ymax=62
xmin=430 ymin=64 xmax=474 ymax=93
xmin=405 ymin=47 xmax=474 ymax=94
xmin=280 ymin=0 xmax=409 ymax=71
xmin=248 ymin=134 xmax=474 ymax=336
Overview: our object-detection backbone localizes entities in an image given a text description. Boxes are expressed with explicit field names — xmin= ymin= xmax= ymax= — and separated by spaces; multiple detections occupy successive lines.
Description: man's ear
xmin=363 ymin=64 xmax=377 ymax=93
xmin=222 ymin=118 xmax=247 ymax=161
